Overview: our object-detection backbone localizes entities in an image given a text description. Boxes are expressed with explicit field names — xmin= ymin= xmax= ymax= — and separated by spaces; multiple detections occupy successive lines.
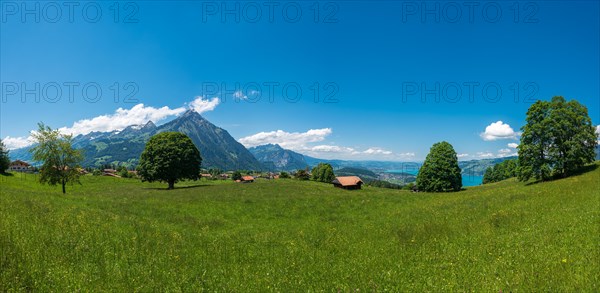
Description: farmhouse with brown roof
xmin=332 ymin=176 xmax=363 ymax=190
xmin=8 ymin=160 xmax=31 ymax=172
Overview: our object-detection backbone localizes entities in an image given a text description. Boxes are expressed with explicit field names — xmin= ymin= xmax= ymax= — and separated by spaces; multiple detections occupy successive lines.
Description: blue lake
xmin=462 ymin=175 xmax=483 ymax=187
xmin=385 ymin=170 xmax=483 ymax=187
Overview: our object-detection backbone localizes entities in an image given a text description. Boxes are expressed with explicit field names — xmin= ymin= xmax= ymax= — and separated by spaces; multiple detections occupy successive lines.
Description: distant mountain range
xmin=10 ymin=110 xmax=262 ymax=171
xmin=8 ymin=111 xmax=599 ymax=174
xmin=248 ymin=144 xmax=309 ymax=171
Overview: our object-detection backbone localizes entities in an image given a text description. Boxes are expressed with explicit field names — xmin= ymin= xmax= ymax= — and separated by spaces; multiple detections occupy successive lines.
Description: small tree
xmin=311 ymin=163 xmax=335 ymax=183
xmin=295 ymin=169 xmax=310 ymax=180
xmin=482 ymin=167 xmax=494 ymax=184
xmin=0 ymin=139 xmax=10 ymax=173
xmin=416 ymin=141 xmax=462 ymax=192
xmin=209 ymin=168 xmax=223 ymax=178
xmin=30 ymin=123 xmax=83 ymax=194
xmin=279 ymin=171 xmax=290 ymax=179
xmin=117 ymin=166 xmax=131 ymax=178
xmin=232 ymin=171 xmax=242 ymax=181
xmin=137 ymin=132 xmax=202 ymax=189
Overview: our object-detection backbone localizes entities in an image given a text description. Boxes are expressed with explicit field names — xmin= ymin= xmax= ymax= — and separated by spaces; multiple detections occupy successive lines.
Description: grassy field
xmin=1 ymin=164 xmax=599 ymax=291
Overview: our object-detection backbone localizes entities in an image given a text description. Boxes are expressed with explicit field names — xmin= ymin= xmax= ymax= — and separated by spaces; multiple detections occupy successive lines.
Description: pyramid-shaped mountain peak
xmin=142 ymin=120 xmax=156 ymax=130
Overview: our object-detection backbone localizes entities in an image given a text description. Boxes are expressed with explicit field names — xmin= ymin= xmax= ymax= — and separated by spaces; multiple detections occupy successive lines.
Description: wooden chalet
xmin=332 ymin=176 xmax=364 ymax=190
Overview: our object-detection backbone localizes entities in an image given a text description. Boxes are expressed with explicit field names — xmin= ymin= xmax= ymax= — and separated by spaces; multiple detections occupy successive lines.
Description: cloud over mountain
xmin=3 ymin=136 xmax=35 ymax=150
xmin=238 ymin=128 xmax=333 ymax=149
xmin=2 ymin=96 xmax=220 ymax=149
xmin=238 ymin=128 xmax=402 ymax=159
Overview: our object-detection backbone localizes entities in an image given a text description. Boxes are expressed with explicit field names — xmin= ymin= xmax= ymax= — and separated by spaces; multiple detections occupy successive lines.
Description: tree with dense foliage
xmin=518 ymin=97 xmax=597 ymax=181
xmin=232 ymin=171 xmax=242 ymax=181
xmin=137 ymin=132 xmax=202 ymax=189
xmin=0 ymin=139 xmax=10 ymax=173
xmin=483 ymin=159 xmax=518 ymax=184
xmin=30 ymin=123 xmax=84 ymax=194
xmin=294 ymin=169 xmax=310 ymax=180
xmin=279 ymin=171 xmax=290 ymax=179
xmin=209 ymin=168 xmax=223 ymax=178
xmin=117 ymin=166 xmax=133 ymax=178
xmin=311 ymin=163 xmax=335 ymax=183
xmin=416 ymin=141 xmax=462 ymax=192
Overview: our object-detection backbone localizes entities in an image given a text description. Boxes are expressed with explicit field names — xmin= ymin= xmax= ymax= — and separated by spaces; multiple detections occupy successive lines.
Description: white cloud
xmin=596 ymin=125 xmax=600 ymax=142
xmin=480 ymin=121 xmax=519 ymax=141
xmin=58 ymin=103 xmax=186 ymax=136
xmin=189 ymin=96 xmax=220 ymax=113
xmin=301 ymin=145 xmax=397 ymax=159
xmin=4 ymin=95 xmax=222 ymax=149
xmin=457 ymin=153 xmax=469 ymax=158
xmin=60 ymin=96 xmax=220 ymax=137
xmin=507 ymin=143 xmax=519 ymax=149
xmin=477 ymin=152 xmax=494 ymax=158
xmin=239 ymin=128 xmax=403 ymax=160
xmin=363 ymin=147 xmax=392 ymax=155
xmin=498 ymin=148 xmax=517 ymax=158
xmin=2 ymin=135 xmax=35 ymax=150
xmin=238 ymin=128 xmax=332 ymax=149
xmin=309 ymin=145 xmax=355 ymax=153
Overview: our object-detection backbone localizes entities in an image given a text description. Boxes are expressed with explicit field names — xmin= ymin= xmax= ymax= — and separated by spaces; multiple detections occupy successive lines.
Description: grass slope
xmin=1 ymin=163 xmax=599 ymax=291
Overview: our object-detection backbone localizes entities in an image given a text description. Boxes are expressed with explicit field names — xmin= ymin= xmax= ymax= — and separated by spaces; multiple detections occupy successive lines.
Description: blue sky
xmin=1 ymin=1 xmax=599 ymax=161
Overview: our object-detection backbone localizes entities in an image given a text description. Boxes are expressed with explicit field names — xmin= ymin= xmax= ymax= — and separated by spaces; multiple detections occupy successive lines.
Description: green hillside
xmin=1 ymin=163 xmax=598 ymax=291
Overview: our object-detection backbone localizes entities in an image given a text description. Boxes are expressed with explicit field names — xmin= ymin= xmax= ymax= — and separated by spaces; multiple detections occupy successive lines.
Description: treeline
xmin=366 ymin=180 xmax=404 ymax=189
xmin=482 ymin=159 xmax=518 ymax=184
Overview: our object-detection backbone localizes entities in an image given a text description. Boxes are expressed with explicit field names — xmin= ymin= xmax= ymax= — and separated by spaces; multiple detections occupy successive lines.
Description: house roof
xmin=242 ymin=176 xmax=255 ymax=181
xmin=332 ymin=176 xmax=363 ymax=186
xmin=10 ymin=160 xmax=30 ymax=166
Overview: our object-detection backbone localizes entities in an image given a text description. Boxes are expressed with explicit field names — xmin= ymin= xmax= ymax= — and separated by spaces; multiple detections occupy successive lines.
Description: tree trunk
xmin=168 ymin=180 xmax=175 ymax=190
xmin=62 ymin=179 xmax=66 ymax=194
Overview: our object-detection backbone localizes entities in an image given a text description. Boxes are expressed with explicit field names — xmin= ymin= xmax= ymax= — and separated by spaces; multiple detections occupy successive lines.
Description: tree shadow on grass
xmin=143 ymin=184 xmax=211 ymax=191
xmin=1 ymin=173 xmax=15 ymax=177
xmin=525 ymin=163 xmax=598 ymax=186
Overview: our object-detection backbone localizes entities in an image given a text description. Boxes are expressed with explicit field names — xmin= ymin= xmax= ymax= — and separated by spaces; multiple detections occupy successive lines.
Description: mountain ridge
xmin=248 ymin=144 xmax=309 ymax=171
xmin=9 ymin=110 xmax=262 ymax=170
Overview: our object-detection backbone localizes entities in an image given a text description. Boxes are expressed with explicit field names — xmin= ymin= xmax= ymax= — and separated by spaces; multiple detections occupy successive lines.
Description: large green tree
xmin=0 ymin=139 xmax=10 ymax=173
xmin=518 ymin=97 xmax=597 ymax=181
xmin=30 ymin=123 xmax=83 ymax=194
xmin=416 ymin=141 xmax=462 ymax=192
xmin=137 ymin=132 xmax=202 ymax=189
xmin=311 ymin=163 xmax=335 ymax=183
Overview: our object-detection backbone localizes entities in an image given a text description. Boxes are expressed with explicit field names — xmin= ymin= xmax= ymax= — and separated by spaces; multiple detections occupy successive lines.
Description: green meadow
xmin=1 ymin=164 xmax=599 ymax=291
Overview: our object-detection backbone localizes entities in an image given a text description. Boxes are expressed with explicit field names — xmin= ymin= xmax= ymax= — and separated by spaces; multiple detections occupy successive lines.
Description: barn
xmin=332 ymin=176 xmax=363 ymax=190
